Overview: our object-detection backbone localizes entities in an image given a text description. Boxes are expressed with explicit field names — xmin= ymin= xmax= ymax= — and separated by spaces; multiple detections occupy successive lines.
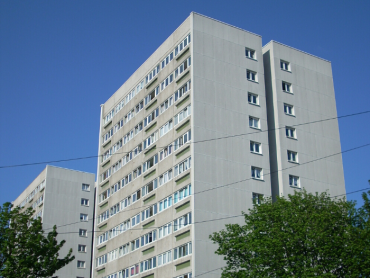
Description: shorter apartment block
xmin=12 ymin=165 xmax=95 ymax=278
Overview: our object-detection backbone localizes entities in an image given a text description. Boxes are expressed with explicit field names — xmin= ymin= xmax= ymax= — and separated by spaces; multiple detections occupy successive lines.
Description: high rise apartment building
xmin=12 ymin=165 xmax=95 ymax=278
xmin=94 ymin=13 xmax=345 ymax=278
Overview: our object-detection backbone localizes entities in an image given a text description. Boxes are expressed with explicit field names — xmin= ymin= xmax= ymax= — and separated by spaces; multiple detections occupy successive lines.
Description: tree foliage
xmin=210 ymin=189 xmax=370 ymax=277
xmin=0 ymin=202 xmax=74 ymax=278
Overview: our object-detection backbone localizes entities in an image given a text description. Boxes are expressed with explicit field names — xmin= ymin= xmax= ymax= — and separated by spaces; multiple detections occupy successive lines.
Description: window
xmin=160 ymin=95 xmax=174 ymax=114
xmin=140 ymin=257 xmax=156 ymax=273
xmin=119 ymin=243 xmax=130 ymax=257
xmin=175 ymin=34 xmax=191 ymax=57
xmin=79 ymin=229 xmax=87 ymax=237
xmin=98 ymin=210 xmax=109 ymax=224
xmin=142 ymin=179 xmax=158 ymax=197
xmin=143 ymin=131 xmax=158 ymax=149
xmin=98 ymin=231 xmax=108 ymax=245
xmin=282 ymin=81 xmax=292 ymax=93
xmin=174 ymin=212 xmax=192 ymax=232
xmin=160 ymin=73 xmax=174 ymax=91
xmin=144 ymin=107 xmax=159 ymax=127
xmin=161 ymin=51 xmax=174 ymax=69
xmin=141 ymin=204 xmax=158 ymax=222
xmin=249 ymin=116 xmax=260 ymax=129
xmin=159 ymin=169 xmax=173 ymax=186
xmin=245 ymin=47 xmax=256 ymax=59
xmin=146 ymin=64 xmax=160 ymax=83
xmin=174 ymin=130 xmax=191 ymax=151
xmin=120 ymin=195 xmax=131 ymax=210
xmin=248 ymin=93 xmax=258 ymax=105
xmin=135 ymin=100 xmax=144 ymax=113
xmin=287 ymin=150 xmax=298 ymax=163
xmin=158 ymin=222 xmax=172 ymax=239
xmin=175 ymin=80 xmax=191 ymax=102
xmin=157 ymin=250 xmax=172 ymax=267
xmin=159 ymin=196 xmax=172 ymax=212
xmin=132 ymin=189 xmax=141 ymax=203
xmin=110 ymin=181 xmax=121 ymax=196
xmin=130 ymin=264 xmax=139 ymax=276
xmin=175 ymin=273 xmax=192 ymax=278
xmin=286 ymin=126 xmax=296 ymax=139
xmin=141 ymin=230 xmax=156 ymax=247
xmin=100 ymin=168 xmax=111 ymax=182
xmin=174 ymin=157 xmax=191 ymax=177
xmin=82 ymin=184 xmax=90 ymax=191
xmin=174 ymin=184 xmax=191 ymax=204
xmin=175 ymin=56 xmax=191 ymax=78
xmin=174 ymin=104 xmax=191 ymax=126
xmin=103 ymin=128 xmax=113 ymax=144
xmin=284 ymin=103 xmax=294 ymax=115
xmin=96 ymin=254 xmax=107 ymax=268
xmin=246 ymin=70 xmax=257 ymax=82
xmin=78 ymin=244 xmax=86 ymax=252
xmin=143 ymin=154 xmax=158 ymax=172
xmin=252 ymin=193 xmax=263 ymax=205
xmin=250 ymin=141 xmax=261 ymax=154
xmin=159 ymin=145 xmax=172 ymax=161
xmin=251 ymin=166 xmax=263 ymax=180
xmin=159 ymin=119 xmax=173 ymax=137
xmin=77 ymin=260 xmax=86 ymax=268
xmin=131 ymin=213 xmax=141 ymax=227
xmin=281 ymin=60 xmax=290 ymax=71
xmin=145 ymin=86 xmax=159 ymax=105
xmin=81 ymin=199 xmax=89 ymax=206
xmin=289 ymin=175 xmax=300 ymax=187
xmin=174 ymin=242 xmax=192 ymax=260
xmin=80 ymin=214 xmax=88 ymax=222
xmin=110 ymin=203 xmax=120 ymax=217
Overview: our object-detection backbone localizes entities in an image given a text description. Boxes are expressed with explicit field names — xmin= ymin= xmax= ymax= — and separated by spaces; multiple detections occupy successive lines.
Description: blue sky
xmin=1 ymin=0 xmax=369 ymax=207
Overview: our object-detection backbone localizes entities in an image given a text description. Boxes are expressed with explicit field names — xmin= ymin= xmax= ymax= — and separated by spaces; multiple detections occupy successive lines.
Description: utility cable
xmin=41 ymin=142 xmax=370 ymax=232
xmin=1 ymin=110 xmax=369 ymax=169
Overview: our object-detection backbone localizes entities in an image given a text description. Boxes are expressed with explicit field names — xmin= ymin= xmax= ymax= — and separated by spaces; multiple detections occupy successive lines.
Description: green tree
xmin=0 ymin=202 xmax=74 ymax=278
xmin=210 ymin=189 xmax=369 ymax=278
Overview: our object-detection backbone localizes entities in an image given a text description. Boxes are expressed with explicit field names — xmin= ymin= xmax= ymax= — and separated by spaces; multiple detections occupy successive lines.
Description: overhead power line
xmin=1 ymin=110 xmax=369 ymax=169
xmin=48 ymin=185 xmax=370 ymax=235
xmin=40 ymin=142 xmax=370 ymax=232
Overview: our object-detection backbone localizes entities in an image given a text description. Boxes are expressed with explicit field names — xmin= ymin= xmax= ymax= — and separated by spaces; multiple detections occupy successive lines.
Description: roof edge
xmin=262 ymin=40 xmax=331 ymax=63
xmin=191 ymin=11 xmax=262 ymax=38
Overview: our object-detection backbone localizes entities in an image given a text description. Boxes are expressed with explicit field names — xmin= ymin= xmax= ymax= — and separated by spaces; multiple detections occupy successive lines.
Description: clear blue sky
xmin=1 ymin=0 xmax=369 ymax=207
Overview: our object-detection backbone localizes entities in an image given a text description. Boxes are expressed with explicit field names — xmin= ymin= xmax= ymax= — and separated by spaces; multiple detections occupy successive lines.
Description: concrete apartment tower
xmin=94 ymin=13 xmax=345 ymax=278
xmin=263 ymin=42 xmax=346 ymax=200
xmin=13 ymin=165 xmax=95 ymax=278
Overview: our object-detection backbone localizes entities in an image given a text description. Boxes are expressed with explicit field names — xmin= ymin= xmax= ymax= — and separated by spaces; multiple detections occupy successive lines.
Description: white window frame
xmin=80 ymin=213 xmax=88 ymax=222
xmin=245 ymin=47 xmax=256 ymax=60
xmin=248 ymin=92 xmax=259 ymax=105
xmin=280 ymin=60 xmax=290 ymax=71
xmin=286 ymin=126 xmax=296 ymax=139
xmin=246 ymin=69 xmax=258 ymax=82
xmin=249 ymin=116 xmax=260 ymax=129
xmin=252 ymin=193 xmax=263 ymax=205
xmin=81 ymin=198 xmax=89 ymax=206
xmin=250 ymin=141 xmax=262 ymax=154
xmin=79 ymin=229 xmax=87 ymax=237
xmin=78 ymin=244 xmax=87 ymax=253
xmin=251 ymin=166 xmax=263 ymax=180
xmin=287 ymin=150 xmax=298 ymax=163
xmin=289 ymin=175 xmax=300 ymax=188
xmin=82 ymin=184 xmax=90 ymax=191
xmin=282 ymin=81 xmax=292 ymax=93
xmin=77 ymin=260 xmax=86 ymax=269
xmin=284 ymin=103 xmax=294 ymax=116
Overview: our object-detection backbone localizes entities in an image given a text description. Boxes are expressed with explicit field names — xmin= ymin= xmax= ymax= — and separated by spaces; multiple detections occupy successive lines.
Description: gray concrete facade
xmin=263 ymin=41 xmax=346 ymax=200
xmin=92 ymin=12 xmax=345 ymax=278
xmin=13 ymin=165 xmax=95 ymax=278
